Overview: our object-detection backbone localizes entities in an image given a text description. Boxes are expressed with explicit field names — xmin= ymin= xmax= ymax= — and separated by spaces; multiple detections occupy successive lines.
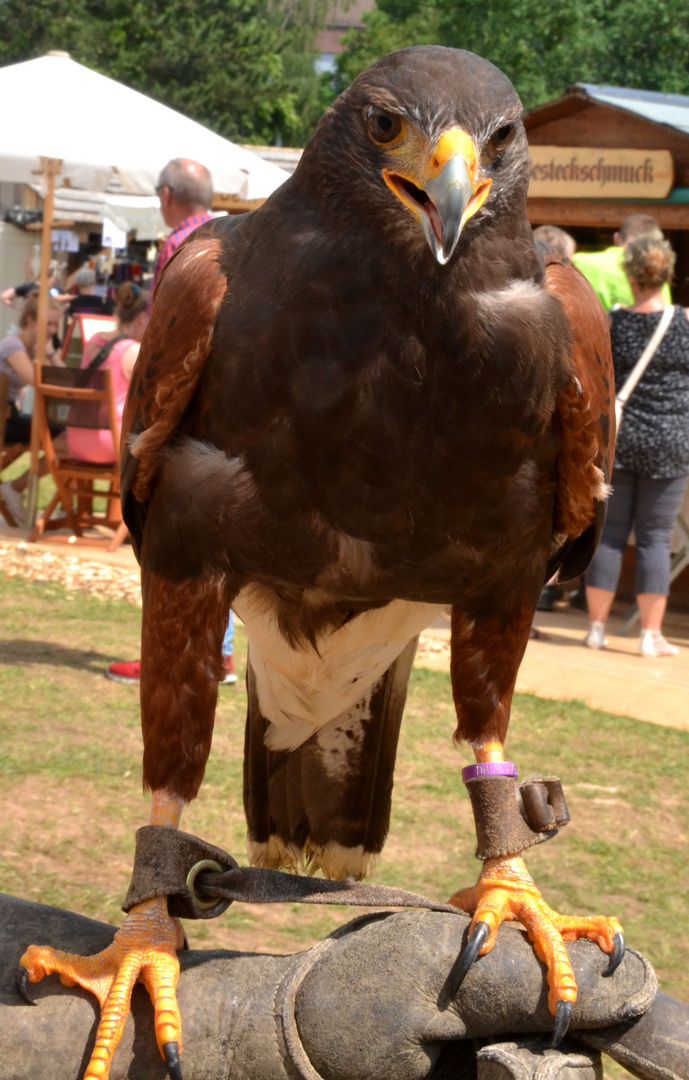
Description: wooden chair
xmin=61 ymin=313 xmax=118 ymax=368
xmin=0 ymin=371 xmax=29 ymax=528
xmin=29 ymin=365 xmax=125 ymax=547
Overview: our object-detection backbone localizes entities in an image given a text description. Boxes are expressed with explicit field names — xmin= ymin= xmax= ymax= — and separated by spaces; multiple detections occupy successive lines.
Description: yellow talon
xmin=449 ymin=853 xmax=623 ymax=1014
xmin=20 ymin=896 xmax=185 ymax=1079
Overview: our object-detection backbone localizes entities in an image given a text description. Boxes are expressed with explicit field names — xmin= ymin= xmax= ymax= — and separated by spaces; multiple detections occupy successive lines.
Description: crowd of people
xmin=0 ymin=158 xmax=236 ymax=685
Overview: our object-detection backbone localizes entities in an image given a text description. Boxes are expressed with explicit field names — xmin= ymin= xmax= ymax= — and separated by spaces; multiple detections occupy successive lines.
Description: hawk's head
xmin=299 ymin=46 xmax=529 ymax=266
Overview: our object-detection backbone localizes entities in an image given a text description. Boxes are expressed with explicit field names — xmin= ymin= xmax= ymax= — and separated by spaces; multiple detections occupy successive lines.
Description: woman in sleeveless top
xmin=0 ymin=296 xmax=65 ymax=525
xmin=585 ymin=235 xmax=689 ymax=657
xmin=66 ymin=282 xmax=149 ymax=463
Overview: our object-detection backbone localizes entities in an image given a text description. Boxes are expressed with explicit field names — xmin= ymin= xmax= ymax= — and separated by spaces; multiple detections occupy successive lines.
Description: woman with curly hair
xmin=585 ymin=235 xmax=689 ymax=657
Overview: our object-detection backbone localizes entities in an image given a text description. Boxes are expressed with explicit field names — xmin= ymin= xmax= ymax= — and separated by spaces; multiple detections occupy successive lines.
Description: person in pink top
xmin=66 ymin=282 xmax=149 ymax=463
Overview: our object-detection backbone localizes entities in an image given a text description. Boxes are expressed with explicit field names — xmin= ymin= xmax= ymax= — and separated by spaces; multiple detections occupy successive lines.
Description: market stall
xmin=526 ymin=83 xmax=689 ymax=610
xmin=0 ymin=50 xmax=290 ymax=525
xmin=525 ymin=82 xmax=689 ymax=303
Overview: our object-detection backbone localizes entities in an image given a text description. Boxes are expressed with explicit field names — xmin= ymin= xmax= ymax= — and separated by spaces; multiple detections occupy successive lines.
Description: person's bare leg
xmin=585 ymin=587 xmax=615 ymax=624
xmin=10 ymin=459 xmax=50 ymax=494
xmin=637 ymin=593 xmax=667 ymax=632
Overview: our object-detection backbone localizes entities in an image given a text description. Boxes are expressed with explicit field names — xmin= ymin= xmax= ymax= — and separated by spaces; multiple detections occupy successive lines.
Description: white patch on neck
xmin=474 ymin=278 xmax=543 ymax=309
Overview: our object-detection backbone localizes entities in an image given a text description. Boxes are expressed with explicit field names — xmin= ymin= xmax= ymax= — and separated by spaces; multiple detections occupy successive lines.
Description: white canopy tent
xmin=0 ymin=51 xmax=290 ymax=200
xmin=30 ymin=186 xmax=166 ymax=241
xmin=0 ymin=51 xmax=290 ymax=526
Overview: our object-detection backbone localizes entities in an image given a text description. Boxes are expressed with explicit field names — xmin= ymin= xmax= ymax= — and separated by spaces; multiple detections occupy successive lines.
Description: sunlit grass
xmin=1 ymin=571 xmax=686 ymax=1078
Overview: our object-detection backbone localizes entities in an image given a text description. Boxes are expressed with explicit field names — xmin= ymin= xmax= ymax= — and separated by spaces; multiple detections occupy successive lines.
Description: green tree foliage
xmin=0 ymin=0 xmax=332 ymax=145
xmin=335 ymin=0 xmax=689 ymax=107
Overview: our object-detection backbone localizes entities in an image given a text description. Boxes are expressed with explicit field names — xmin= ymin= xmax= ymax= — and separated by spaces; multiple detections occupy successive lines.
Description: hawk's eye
xmin=366 ymin=106 xmax=402 ymax=144
xmin=489 ymin=123 xmax=516 ymax=151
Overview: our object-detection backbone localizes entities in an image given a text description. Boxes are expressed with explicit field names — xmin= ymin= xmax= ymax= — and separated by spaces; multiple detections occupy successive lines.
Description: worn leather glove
xmin=1 ymin=894 xmax=682 ymax=1080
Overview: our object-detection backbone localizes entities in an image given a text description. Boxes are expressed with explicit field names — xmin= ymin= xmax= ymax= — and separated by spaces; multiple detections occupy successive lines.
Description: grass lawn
xmin=5 ymin=451 xmax=111 ymax=518
xmin=1 ymin=571 xmax=687 ymax=1077
xmin=5 ymin=452 xmax=61 ymax=513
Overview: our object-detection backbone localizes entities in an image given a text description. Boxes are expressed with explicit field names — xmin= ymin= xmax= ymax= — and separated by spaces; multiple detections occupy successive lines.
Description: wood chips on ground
xmin=0 ymin=539 xmax=450 ymax=661
xmin=0 ymin=541 xmax=142 ymax=606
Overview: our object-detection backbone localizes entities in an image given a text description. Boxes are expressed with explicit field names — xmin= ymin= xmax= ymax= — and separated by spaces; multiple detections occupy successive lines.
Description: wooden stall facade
xmin=525 ymin=84 xmax=689 ymax=305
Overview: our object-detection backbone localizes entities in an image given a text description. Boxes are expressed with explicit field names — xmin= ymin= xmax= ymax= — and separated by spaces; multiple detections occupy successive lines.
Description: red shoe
xmin=106 ymin=659 xmax=141 ymax=684
xmin=221 ymin=655 xmax=237 ymax=685
xmin=107 ymin=657 xmax=237 ymax=685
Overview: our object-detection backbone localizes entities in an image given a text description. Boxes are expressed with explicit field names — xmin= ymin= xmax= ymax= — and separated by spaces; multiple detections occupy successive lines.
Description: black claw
xmin=450 ymin=921 xmax=490 ymax=995
xmin=548 ymin=1000 xmax=572 ymax=1048
xmin=163 ymin=1041 xmax=183 ymax=1080
xmin=15 ymin=966 xmax=37 ymax=1006
xmin=603 ymin=932 xmax=625 ymax=977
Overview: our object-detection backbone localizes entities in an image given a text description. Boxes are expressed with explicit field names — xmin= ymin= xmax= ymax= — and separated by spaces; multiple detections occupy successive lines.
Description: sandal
xmin=639 ymin=630 xmax=679 ymax=657
xmin=584 ymin=621 xmax=607 ymax=650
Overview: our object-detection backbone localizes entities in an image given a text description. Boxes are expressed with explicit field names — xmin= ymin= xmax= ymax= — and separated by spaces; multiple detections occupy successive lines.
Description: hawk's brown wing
xmin=120 ymin=221 xmax=229 ymax=556
xmin=544 ymin=258 xmax=615 ymax=583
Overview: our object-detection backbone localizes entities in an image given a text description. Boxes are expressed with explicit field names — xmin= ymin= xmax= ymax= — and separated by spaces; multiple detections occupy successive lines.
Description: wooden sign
xmin=212 ymin=192 xmax=265 ymax=213
xmin=528 ymin=146 xmax=674 ymax=200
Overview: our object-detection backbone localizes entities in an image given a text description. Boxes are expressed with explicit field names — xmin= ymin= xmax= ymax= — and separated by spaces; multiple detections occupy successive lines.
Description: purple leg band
xmin=462 ymin=761 xmax=518 ymax=783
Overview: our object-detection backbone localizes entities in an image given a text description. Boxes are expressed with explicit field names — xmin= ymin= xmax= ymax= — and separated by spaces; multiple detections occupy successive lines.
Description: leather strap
xmin=466 ymin=774 xmax=570 ymax=860
xmin=123 ymin=826 xmax=468 ymax=919
xmin=124 ymin=776 xmax=571 ymax=916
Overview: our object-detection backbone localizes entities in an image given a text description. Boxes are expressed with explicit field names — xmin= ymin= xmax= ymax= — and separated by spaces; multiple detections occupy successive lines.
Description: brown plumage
xmin=121 ymin=50 xmax=613 ymax=873
xmin=19 ymin=46 xmax=618 ymax=1074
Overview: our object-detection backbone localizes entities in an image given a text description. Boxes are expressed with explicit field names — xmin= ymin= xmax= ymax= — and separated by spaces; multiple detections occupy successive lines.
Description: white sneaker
xmin=0 ymin=481 xmax=24 ymax=525
xmin=584 ymin=621 xmax=607 ymax=649
xmin=639 ymin=630 xmax=678 ymax=657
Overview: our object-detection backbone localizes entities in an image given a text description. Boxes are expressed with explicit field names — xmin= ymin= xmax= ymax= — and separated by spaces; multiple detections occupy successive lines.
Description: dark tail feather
xmin=243 ymin=638 xmax=418 ymax=879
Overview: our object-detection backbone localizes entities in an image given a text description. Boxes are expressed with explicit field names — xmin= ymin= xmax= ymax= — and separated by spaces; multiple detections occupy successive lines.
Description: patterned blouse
xmin=610 ymin=305 xmax=689 ymax=479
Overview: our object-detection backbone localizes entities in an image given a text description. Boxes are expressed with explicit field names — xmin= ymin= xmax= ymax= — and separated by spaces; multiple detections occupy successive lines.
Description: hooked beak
xmin=383 ymin=128 xmax=492 ymax=265
xmin=421 ymin=156 xmax=474 ymax=264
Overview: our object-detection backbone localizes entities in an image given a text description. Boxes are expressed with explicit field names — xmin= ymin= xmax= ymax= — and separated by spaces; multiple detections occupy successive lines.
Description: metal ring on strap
xmin=185 ymin=859 xmax=224 ymax=911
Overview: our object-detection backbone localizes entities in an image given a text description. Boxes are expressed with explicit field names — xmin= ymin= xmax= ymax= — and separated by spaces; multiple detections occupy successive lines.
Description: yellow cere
xmin=429 ymin=128 xmax=478 ymax=180
xmin=380 ymin=124 xmax=492 ymax=231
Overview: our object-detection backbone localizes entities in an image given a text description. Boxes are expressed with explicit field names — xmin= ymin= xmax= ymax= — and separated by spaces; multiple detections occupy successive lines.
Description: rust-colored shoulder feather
xmin=120 ymin=227 xmax=228 ymax=552
xmin=545 ymin=259 xmax=615 ymax=581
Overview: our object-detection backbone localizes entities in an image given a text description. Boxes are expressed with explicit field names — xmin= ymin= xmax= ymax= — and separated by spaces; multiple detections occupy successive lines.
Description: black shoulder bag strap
xmin=85 ymin=334 xmax=128 ymax=373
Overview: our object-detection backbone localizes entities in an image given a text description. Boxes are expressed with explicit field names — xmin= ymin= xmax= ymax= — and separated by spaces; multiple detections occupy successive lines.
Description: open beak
xmin=383 ymin=128 xmax=492 ymax=265
xmin=421 ymin=156 xmax=474 ymax=264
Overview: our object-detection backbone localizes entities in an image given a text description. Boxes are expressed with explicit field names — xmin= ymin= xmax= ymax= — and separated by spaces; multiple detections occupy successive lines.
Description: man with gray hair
xmin=68 ymin=266 xmax=114 ymax=316
xmin=151 ymin=158 xmax=214 ymax=297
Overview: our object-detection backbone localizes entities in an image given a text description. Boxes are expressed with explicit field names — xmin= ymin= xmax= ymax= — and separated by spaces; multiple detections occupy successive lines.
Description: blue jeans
xmin=586 ymin=469 xmax=689 ymax=595
xmin=222 ymin=610 xmax=234 ymax=657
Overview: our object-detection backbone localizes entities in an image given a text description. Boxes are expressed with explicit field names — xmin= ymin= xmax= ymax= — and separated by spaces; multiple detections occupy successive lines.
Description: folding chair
xmin=29 ymin=365 xmax=125 ymax=547
xmin=0 ymin=371 xmax=29 ymax=527
xmin=61 ymin=313 xmax=118 ymax=367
